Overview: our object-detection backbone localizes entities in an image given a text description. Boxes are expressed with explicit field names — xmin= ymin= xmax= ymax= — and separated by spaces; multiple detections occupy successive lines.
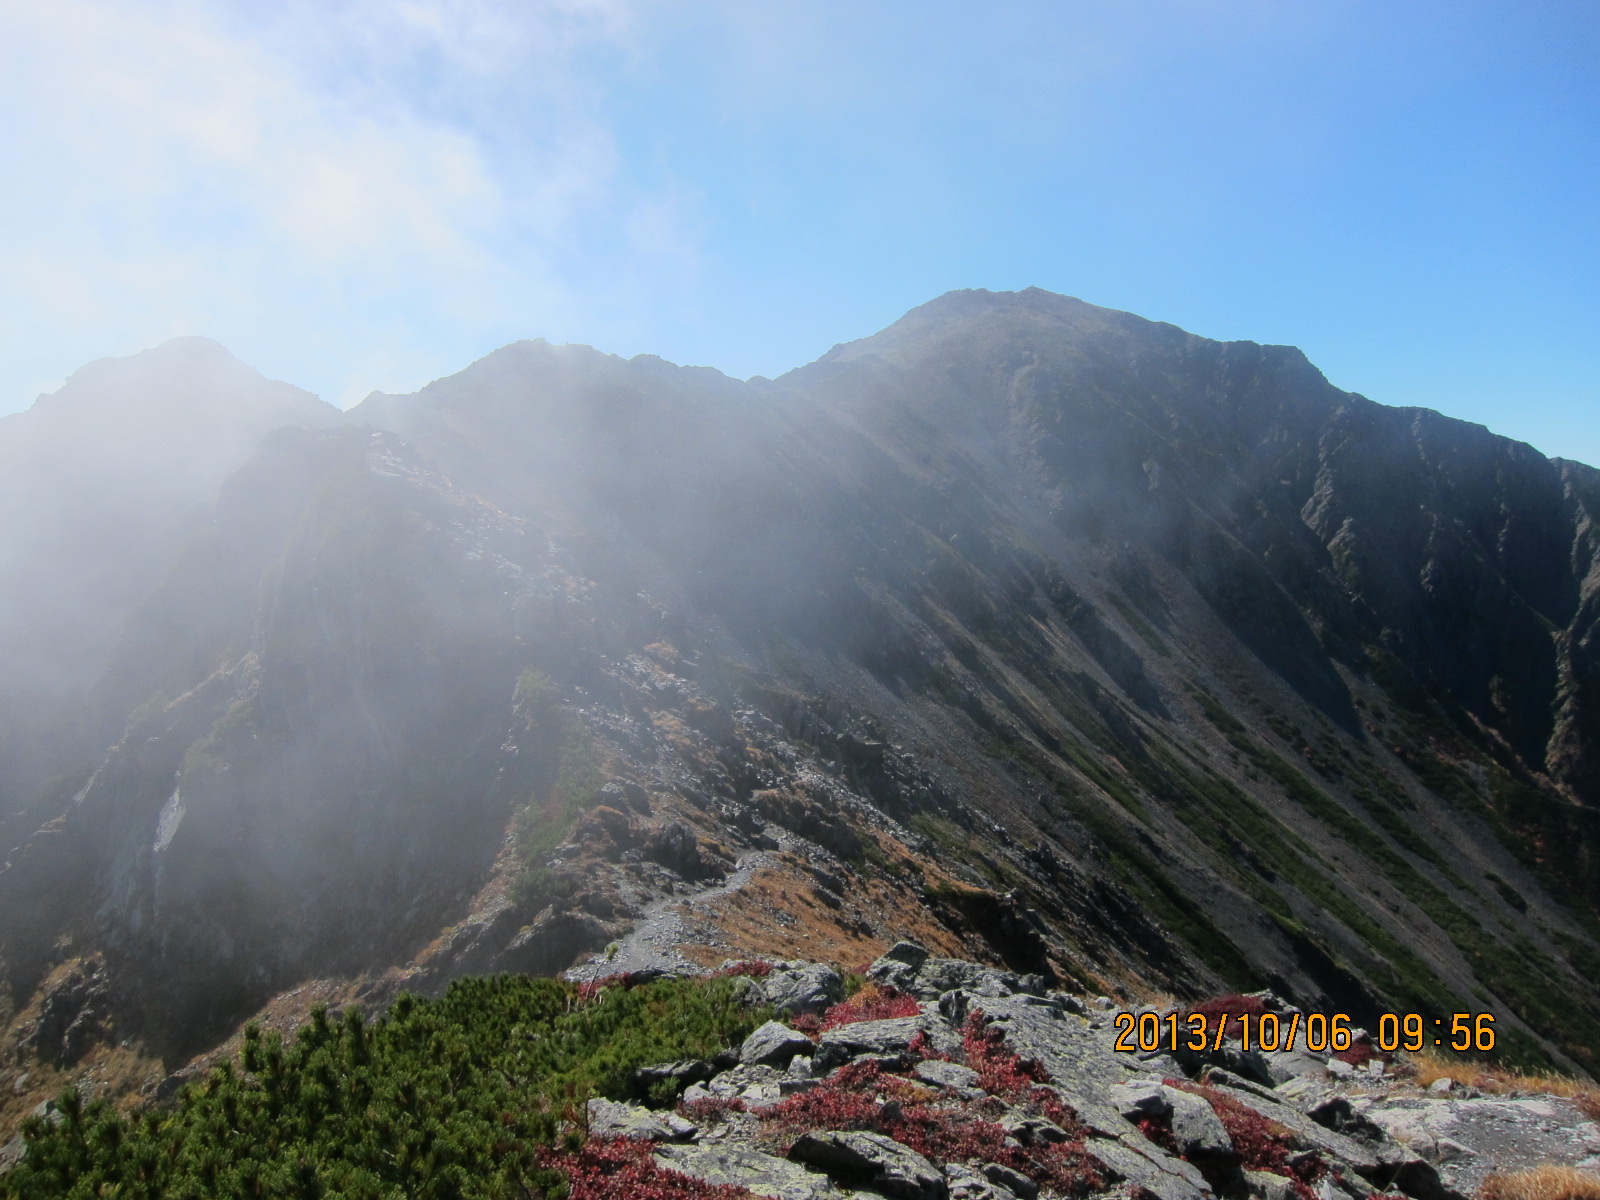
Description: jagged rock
xmin=0 ymin=1133 xmax=26 ymax=1172
xmin=646 ymin=821 xmax=702 ymax=876
xmin=867 ymin=942 xmax=932 ymax=992
xmin=741 ymin=1020 xmax=817 ymax=1067
xmin=585 ymin=1097 xmax=697 ymax=1142
xmin=28 ymin=956 xmax=112 ymax=1066
xmin=1306 ymin=1095 xmax=1388 ymax=1143
xmin=655 ymin=1143 xmax=848 ymax=1199
xmin=866 ymin=943 xmax=1046 ymax=1002
xmin=998 ymin=1113 xmax=1072 ymax=1146
xmin=1112 ymin=1081 xmax=1172 ymax=1120
xmin=789 ymin=1129 xmax=948 ymax=1199
xmin=702 ymin=1063 xmax=790 ymax=1102
xmin=492 ymin=909 xmax=611 ymax=976
xmin=956 ymin=993 xmax=1138 ymax=1134
xmin=981 ymin=1162 xmax=1038 ymax=1199
xmin=595 ymin=779 xmax=652 ymax=815
xmin=1259 ymin=1047 xmax=1332 ymax=1085
xmin=1166 ymin=1087 xmax=1233 ymax=1157
xmin=757 ymin=962 xmax=845 ymax=1016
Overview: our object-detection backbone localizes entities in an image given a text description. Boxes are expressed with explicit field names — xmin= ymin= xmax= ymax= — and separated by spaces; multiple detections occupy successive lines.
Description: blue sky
xmin=2 ymin=1 xmax=1596 ymax=465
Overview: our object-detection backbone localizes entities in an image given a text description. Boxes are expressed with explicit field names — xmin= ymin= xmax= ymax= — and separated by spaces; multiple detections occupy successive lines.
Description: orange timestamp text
xmin=1112 ymin=1010 xmax=1496 ymax=1054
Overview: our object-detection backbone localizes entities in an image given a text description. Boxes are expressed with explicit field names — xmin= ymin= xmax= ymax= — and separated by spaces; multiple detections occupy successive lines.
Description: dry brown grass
xmin=1408 ymin=1049 xmax=1599 ymax=1106
xmin=1479 ymin=1166 xmax=1600 ymax=1200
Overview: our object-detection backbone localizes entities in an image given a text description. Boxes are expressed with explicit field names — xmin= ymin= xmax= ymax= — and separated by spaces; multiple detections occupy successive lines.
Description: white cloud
xmin=0 ymin=0 xmax=658 ymax=406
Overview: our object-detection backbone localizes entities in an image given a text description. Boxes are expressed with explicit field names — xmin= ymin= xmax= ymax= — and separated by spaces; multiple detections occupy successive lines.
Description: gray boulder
xmin=1112 ymin=1081 xmax=1172 ymax=1120
xmin=585 ymin=1097 xmax=696 ymax=1142
xmin=789 ymin=1130 xmax=948 ymax=1200
xmin=742 ymin=1019 xmax=817 ymax=1067
xmin=981 ymin=1161 xmax=1039 ymax=1199
xmin=655 ymin=1143 xmax=847 ymax=1199
xmin=758 ymin=962 xmax=846 ymax=1016
xmin=814 ymin=1014 xmax=960 ymax=1073
xmin=1165 ymin=1086 xmax=1232 ymax=1157
xmin=866 ymin=942 xmax=932 ymax=992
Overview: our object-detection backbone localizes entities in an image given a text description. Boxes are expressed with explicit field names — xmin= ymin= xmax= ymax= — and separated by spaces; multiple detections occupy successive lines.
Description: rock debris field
xmin=576 ymin=942 xmax=1600 ymax=1200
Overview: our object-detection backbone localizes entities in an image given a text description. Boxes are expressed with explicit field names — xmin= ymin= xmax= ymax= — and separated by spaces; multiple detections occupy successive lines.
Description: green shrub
xmin=3 ymin=974 xmax=768 ymax=1199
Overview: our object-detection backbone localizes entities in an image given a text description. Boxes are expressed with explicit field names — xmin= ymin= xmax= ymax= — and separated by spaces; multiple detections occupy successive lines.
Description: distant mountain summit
xmin=2 ymin=294 xmax=1598 ymax=1127
xmin=0 ymin=339 xmax=338 ymax=820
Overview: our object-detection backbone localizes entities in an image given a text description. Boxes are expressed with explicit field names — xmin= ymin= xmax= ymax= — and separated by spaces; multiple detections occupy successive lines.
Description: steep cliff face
xmin=3 ymin=291 xmax=1598 ymax=1093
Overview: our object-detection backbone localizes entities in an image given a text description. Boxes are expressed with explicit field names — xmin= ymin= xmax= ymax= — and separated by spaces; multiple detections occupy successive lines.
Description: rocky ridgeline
xmin=584 ymin=944 xmax=1600 ymax=1200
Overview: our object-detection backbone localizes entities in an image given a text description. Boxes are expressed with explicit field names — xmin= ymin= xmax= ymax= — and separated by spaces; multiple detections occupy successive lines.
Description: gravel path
xmin=566 ymin=850 xmax=778 ymax=982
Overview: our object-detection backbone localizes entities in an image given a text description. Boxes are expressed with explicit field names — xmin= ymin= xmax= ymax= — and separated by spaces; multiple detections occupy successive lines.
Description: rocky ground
xmin=571 ymin=943 xmax=1600 ymax=1200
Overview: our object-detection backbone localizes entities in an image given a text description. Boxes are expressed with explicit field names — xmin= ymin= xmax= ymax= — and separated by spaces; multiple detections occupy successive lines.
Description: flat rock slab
xmin=815 ymin=1014 xmax=959 ymax=1072
xmin=655 ymin=1143 xmax=849 ymax=1200
xmin=790 ymin=1130 xmax=948 ymax=1200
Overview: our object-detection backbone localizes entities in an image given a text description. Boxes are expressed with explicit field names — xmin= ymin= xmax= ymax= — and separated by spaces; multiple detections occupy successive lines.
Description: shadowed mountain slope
xmin=2 ymin=291 xmax=1598 ymax=1118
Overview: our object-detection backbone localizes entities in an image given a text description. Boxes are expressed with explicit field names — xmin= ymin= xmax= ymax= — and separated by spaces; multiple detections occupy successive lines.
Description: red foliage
xmin=1183 ymin=993 xmax=1268 ymax=1038
xmin=1164 ymin=1082 xmax=1325 ymax=1200
xmin=543 ymin=1138 xmax=754 ymax=1199
xmin=1136 ymin=1113 xmax=1179 ymax=1155
xmin=678 ymin=1097 xmax=748 ymax=1122
xmin=1334 ymin=1034 xmax=1379 ymax=1067
xmin=789 ymin=1012 xmax=823 ymax=1038
xmin=819 ymin=985 xmax=921 ymax=1030
xmin=710 ymin=960 xmax=774 ymax=979
xmin=759 ymin=1051 xmax=1104 ymax=1196
xmin=961 ymin=1011 xmax=1052 ymax=1100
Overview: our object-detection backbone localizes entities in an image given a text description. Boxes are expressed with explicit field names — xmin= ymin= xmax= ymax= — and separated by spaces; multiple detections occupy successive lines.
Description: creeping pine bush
xmin=3 ymin=974 xmax=767 ymax=1200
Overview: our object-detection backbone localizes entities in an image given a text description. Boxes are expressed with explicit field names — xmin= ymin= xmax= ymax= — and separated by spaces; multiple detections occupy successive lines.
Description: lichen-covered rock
xmin=789 ymin=1129 xmax=948 ymax=1200
xmin=1165 ymin=1086 xmax=1232 ymax=1157
xmin=654 ymin=1143 xmax=847 ymax=1199
xmin=741 ymin=1019 xmax=817 ymax=1067
xmin=914 ymin=1059 xmax=983 ymax=1092
xmin=758 ymin=962 xmax=846 ymax=1017
xmin=813 ymin=1013 xmax=959 ymax=1073
xmin=981 ymin=1161 xmax=1038 ymax=1199
xmin=866 ymin=942 xmax=931 ymax=992
xmin=585 ymin=1097 xmax=697 ymax=1142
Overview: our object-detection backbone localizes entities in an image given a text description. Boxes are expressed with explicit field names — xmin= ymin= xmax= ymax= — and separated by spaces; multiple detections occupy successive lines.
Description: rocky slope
xmin=2 ymin=290 xmax=1599 ymax=1133
xmin=9 ymin=945 xmax=1599 ymax=1199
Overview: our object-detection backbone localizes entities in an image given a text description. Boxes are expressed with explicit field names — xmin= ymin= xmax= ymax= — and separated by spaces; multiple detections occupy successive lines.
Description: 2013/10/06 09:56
xmin=1112 ymin=1010 xmax=1497 ymax=1054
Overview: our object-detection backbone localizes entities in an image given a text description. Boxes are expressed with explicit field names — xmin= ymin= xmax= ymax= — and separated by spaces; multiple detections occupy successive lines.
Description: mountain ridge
xmin=2 ymin=290 xmax=1598 ymax=1138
